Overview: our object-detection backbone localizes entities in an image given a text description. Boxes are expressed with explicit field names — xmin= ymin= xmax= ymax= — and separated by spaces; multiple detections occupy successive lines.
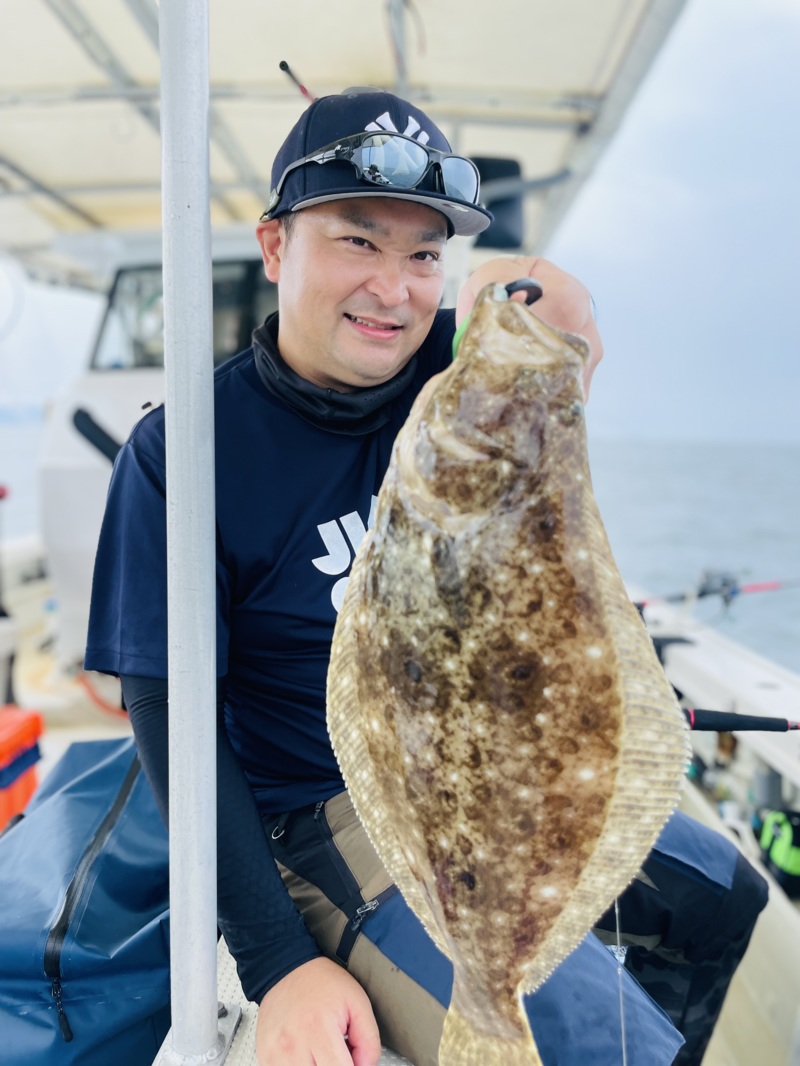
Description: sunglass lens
xmin=358 ymin=134 xmax=429 ymax=188
xmin=441 ymin=157 xmax=479 ymax=204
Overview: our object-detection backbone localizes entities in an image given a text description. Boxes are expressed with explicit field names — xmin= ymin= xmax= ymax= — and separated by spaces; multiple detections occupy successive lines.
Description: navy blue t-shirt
xmin=85 ymin=309 xmax=455 ymax=815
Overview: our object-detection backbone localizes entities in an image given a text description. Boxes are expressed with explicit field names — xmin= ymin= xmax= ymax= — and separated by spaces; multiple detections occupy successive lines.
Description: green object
xmin=451 ymin=315 xmax=471 ymax=360
xmin=759 ymin=810 xmax=800 ymax=876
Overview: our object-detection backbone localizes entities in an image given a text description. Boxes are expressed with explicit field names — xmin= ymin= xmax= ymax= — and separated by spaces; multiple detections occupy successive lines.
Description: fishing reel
xmin=694 ymin=569 xmax=741 ymax=609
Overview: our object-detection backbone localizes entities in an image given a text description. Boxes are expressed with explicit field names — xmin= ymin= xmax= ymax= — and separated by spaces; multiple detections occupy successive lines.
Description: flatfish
xmin=327 ymin=283 xmax=690 ymax=1064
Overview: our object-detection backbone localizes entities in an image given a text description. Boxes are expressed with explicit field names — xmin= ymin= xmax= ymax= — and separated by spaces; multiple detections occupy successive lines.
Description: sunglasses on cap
xmin=264 ymin=131 xmax=481 ymax=216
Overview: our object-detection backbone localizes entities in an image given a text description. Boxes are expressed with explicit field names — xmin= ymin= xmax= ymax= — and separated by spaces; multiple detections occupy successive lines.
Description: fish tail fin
xmin=439 ymin=1005 xmax=543 ymax=1065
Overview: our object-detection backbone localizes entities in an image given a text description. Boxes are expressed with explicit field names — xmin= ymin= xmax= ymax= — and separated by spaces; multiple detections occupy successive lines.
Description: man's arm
xmin=121 ymin=675 xmax=323 ymax=1000
xmin=121 ymin=675 xmax=382 ymax=1066
xmin=456 ymin=255 xmax=604 ymax=399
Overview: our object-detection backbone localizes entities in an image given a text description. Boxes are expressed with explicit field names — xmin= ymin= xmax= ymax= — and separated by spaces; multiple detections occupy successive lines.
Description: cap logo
xmin=365 ymin=111 xmax=430 ymax=146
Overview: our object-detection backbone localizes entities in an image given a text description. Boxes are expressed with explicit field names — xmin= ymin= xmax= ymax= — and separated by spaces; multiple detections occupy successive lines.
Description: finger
xmin=347 ymin=999 xmax=383 ymax=1066
xmin=307 ymin=1026 xmax=361 ymax=1066
xmin=455 ymin=277 xmax=479 ymax=326
xmin=455 ymin=256 xmax=547 ymax=324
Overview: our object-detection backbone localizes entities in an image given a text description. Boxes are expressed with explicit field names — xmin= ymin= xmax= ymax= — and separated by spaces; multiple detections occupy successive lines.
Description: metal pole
xmin=157 ymin=1 xmax=230 ymax=1060
xmin=388 ymin=0 xmax=408 ymax=99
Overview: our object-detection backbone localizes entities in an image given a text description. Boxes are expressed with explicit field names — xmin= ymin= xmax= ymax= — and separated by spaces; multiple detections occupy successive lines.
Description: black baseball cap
xmin=263 ymin=89 xmax=493 ymax=238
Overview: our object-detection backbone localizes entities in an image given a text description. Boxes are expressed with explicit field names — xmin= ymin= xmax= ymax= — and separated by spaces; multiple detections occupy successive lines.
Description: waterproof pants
xmin=594 ymin=817 xmax=768 ymax=1065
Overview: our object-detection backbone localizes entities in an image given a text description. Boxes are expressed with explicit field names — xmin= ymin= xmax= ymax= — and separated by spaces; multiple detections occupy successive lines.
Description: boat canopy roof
xmin=0 ymin=0 xmax=685 ymax=286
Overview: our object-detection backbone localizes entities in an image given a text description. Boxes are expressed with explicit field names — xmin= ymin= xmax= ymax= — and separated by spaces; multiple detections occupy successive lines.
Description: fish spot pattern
xmin=327 ymin=289 xmax=691 ymax=1062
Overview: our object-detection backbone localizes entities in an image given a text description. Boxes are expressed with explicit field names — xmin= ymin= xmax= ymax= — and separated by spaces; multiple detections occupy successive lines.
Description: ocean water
xmin=587 ymin=438 xmax=800 ymax=675
xmin=1 ymin=407 xmax=798 ymax=674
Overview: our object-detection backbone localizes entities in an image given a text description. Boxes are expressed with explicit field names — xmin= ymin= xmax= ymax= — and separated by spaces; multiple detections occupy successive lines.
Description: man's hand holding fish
xmin=456 ymin=255 xmax=603 ymax=397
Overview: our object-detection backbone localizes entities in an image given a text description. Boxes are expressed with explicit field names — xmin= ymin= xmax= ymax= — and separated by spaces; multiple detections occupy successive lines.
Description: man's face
xmin=257 ymin=198 xmax=448 ymax=392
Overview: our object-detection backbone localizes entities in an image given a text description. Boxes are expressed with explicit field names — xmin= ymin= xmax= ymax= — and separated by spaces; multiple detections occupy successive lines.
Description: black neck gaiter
xmin=252 ymin=313 xmax=418 ymax=436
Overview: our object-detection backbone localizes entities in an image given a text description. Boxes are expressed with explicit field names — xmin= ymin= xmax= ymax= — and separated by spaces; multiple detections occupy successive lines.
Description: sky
xmin=546 ymin=0 xmax=800 ymax=445
xmin=0 ymin=0 xmax=799 ymax=445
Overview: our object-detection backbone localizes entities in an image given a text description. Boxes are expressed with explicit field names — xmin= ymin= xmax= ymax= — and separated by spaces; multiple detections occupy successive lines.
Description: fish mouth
xmin=344 ymin=313 xmax=403 ymax=333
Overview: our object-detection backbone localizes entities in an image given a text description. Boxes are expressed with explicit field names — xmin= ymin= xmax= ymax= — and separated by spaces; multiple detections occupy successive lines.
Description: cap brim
xmin=288 ymin=189 xmax=493 ymax=238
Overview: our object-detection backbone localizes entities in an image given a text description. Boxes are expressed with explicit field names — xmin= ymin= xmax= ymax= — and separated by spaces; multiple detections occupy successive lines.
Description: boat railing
xmin=640 ymin=591 xmax=800 ymax=802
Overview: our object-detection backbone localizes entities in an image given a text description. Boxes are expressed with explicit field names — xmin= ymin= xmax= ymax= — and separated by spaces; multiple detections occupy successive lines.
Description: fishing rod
xmin=635 ymin=569 xmax=800 ymax=611
xmin=279 ymin=60 xmax=317 ymax=102
xmin=683 ymin=708 xmax=800 ymax=733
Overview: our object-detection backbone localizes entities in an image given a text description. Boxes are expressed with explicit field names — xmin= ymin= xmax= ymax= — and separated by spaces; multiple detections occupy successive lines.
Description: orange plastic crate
xmin=0 ymin=705 xmax=44 ymax=830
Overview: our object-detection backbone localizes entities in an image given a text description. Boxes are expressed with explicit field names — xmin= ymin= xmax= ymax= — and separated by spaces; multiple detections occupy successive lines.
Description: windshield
xmin=91 ymin=260 xmax=277 ymax=370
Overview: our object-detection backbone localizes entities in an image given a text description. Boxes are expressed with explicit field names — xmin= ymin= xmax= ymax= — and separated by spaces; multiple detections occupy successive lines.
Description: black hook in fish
xmin=452 ymin=278 xmax=545 ymax=361
xmin=505 ymin=278 xmax=543 ymax=305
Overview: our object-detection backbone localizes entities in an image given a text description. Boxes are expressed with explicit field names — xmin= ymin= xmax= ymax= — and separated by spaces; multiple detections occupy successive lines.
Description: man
xmin=86 ymin=89 xmax=766 ymax=1066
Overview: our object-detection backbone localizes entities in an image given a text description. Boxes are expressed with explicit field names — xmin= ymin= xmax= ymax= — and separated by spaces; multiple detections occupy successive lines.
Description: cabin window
xmin=91 ymin=261 xmax=277 ymax=370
